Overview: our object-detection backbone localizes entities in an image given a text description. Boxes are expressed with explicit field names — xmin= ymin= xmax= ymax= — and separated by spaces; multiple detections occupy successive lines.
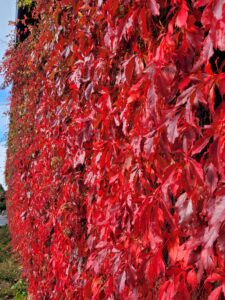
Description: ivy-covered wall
xmin=2 ymin=0 xmax=225 ymax=299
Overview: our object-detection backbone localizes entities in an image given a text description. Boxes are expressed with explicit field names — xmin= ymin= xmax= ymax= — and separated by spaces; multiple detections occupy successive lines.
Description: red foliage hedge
xmin=2 ymin=0 xmax=225 ymax=298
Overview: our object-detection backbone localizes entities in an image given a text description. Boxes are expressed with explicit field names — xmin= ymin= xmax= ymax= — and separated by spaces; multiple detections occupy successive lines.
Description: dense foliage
xmin=17 ymin=0 xmax=33 ymax=8
xmin=2 ymin=0 xmax=225 ymax=298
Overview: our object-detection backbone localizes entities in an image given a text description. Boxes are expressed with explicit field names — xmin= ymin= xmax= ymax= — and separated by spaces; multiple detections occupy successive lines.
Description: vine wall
xmin=2 ymin=0 xmax=225 ymax=298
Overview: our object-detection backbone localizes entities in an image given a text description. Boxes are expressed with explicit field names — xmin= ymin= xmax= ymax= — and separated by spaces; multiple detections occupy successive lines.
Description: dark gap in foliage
xmin=16 ymin=1 xmax=37 ymax=43
xmin=168 ymin=187 xmax=175 ymax=215
xmin=210 ymin=48 xmax=225 ymax=73
xmin=214 ymin=85 xmax=223 ymax=111
xmin=151 ymin=6 xmax=172 ymax=40
xmin=162 ymin=246 xmax=169 ymax=265
xmin=196 ymin=103 xmax=211 ymax=127
xmin=194 ymin=20 xmax=203 ymax=28
xmin=186 ymin=0 xmax=192 ymax=9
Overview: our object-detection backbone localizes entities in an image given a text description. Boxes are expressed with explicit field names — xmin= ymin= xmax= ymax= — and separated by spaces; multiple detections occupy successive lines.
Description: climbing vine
xmin=2 ymin=0 xmax=225 ymax=299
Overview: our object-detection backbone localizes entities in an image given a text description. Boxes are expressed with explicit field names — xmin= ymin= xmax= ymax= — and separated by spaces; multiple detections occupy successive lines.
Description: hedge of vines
xmin=2 ymin=0 xmax=225 ymax=299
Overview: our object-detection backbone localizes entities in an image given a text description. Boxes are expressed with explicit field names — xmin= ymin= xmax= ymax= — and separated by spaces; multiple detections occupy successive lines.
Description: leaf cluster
xmin=17 ymin=0 xmax=33 ymax=8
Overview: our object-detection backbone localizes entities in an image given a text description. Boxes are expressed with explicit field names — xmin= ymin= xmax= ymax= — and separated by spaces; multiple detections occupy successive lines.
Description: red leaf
xmin=191 ymin=136 xmax=210 ymax=155
xmin=176 ymin=0 xmax=188 ymax=28
xmin=138 ymin=8 xmax=149 ymax=39
xmin=194 ymin=0 xmax=210 ymax=8
xmin=158 ymin=281 xmax=175 ymax=300
xmin=105 ymin=0 xmax=119 ymax=17
xmin=206 ymin=163 xmax=218 ymax=194
xmin=201 ymin=248 xmax=215 ymax=271
xmin=209 ymin=138 xmax=220 ymax=169
xmin=192 ymin=35 xmax=214 ymax=72
xmin=147 ymin=0 xmax=160 ymax=16
xmin=205 ymin=273 xmax=223 ymax=284
xmin=167 ymin=236 xmax=179 ymax=264
xmin=119 ymin=271 xmax=126 ymax=293
xmin=73 ymin=149 xmax=85 ymax=168
xmin=187 ymin=269 xmax=198 ymax=289
xmin=179 ymin=77 xmax=191 ymax=92
xmin=208 ymin=286 xmax=222 ymax=300
xmin=70 ymin=83 xmax=78 ymax=90
xmin=175 ymin=193 xmax=193 ymax=224
xmin=91 ymin=278 xmax=101 ymax=299
xmin=120 ymin=10 xmax=139 ymax=41
xmin=189 ymin=158 xmax=204 ymax=183
xmin=213 ymin=1 xmax=225 ymax=20
xmin=210 ymin=196 xmax=225 ymax=226
xmin=217 ymin=75 xmax=225 ymax=96
xmin=146 ymin=83 xmax=158 ymax=118
xmin=144 ymin=136 xmax=154 ymax=157
xmin=124 ymin=56 xmax=135 ymax=84
xmin=145 ymin=251 xmax=165 ymax=285
xmin=167 ymin=115 xmax=179 ymax=144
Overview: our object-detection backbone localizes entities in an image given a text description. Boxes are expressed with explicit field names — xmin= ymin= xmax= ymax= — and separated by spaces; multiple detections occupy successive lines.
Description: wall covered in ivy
xmin=2 ymin=0 xmax=225 ymax=298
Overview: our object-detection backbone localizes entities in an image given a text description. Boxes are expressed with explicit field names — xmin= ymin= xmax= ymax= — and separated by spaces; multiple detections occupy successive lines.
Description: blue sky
xmin=0 ymin=0 xmax=16 ymax=188
xmin=0 ymin=90 xmax=9 ymax=144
